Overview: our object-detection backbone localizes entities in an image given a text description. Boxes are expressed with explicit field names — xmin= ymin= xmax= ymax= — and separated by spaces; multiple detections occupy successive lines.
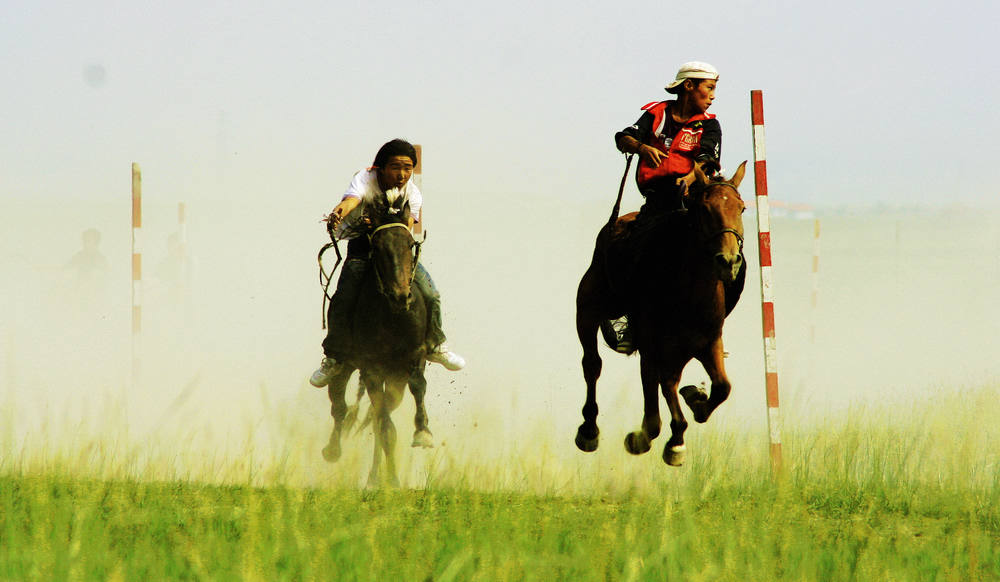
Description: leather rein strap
xmin=700 ymin=182 xmax=745 ymax=252
xmin=608 ymin=154 xmax=635 ymax=225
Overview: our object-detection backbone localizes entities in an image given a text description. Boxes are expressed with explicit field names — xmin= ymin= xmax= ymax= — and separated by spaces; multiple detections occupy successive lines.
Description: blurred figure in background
xmin=65 ymin=228 xmax=109 ymax=314
xmin=157 ymin=232 xmax=191 ymax=308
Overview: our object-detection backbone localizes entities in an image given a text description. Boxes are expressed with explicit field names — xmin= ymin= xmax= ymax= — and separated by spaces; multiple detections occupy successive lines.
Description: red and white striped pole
xmin=131 ymin=163 xmax=142 ymax=385
xmin=412 ymin=144 xmax=423 ymax=235
xmin=178 ymin=202 xmax=187 ymax=254
xmin=750 ymin=91 xmax=782 ymax=472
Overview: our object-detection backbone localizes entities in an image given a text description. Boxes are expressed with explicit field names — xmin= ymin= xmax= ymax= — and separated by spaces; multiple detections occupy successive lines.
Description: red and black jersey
xmin=615 ymin=100 xmax=722 ymax=192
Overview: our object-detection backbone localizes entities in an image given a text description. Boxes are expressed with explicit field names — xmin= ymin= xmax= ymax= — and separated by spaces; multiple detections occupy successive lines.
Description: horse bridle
xmin=698 ymin=182 xmax=745 ymax=253
xmin=368 ymin=222 xmax=424 ymax=297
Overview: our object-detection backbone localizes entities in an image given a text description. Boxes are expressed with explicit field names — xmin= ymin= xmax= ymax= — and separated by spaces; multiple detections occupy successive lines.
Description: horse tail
xmin=608 ymin=154 xmax=635 ymax=225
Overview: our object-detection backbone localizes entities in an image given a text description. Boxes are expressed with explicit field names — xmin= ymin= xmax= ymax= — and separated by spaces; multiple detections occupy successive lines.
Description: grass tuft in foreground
xmin=1 ymin=385 xmax=999 ymax=580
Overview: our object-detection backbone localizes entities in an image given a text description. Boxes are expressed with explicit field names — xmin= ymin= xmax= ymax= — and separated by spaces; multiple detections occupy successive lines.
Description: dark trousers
xmin=638 ymin=184 xmax=685 ymax=216
xmin=322 ymin=259 xmax=446 ymax=359
xmin=322 ymin=258 xmax=368 ymax=359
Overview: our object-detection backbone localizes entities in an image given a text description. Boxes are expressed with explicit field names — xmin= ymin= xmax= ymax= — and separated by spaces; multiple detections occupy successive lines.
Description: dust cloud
xmin=2 ymin=170 xmax=998 ymax=490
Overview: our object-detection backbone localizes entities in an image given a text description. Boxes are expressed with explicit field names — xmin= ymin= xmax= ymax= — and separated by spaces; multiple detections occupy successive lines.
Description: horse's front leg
xmin=342 ymin=375 xmax=366 ymax=436
xmin=660 ymin=362 xmax=689 ymax=466
xmin=322 ymin=366 xmax=356 ymax=462
xmin=624 ymin=353 xmax=662 ymax=455
xmin=408 ymin=362 xmax=433 ymax=448
xmin=576 ymin=262 xmax=621 ymax=453
xmin=575 ymin=315 xmax=602 ymax=452
xmin=363 ymin=373 xmax=385 ymax=489
xmin=380 ymin=378 xmax=406 ymax=488
xmin=686 ymin=337 xmax=732 ymax=424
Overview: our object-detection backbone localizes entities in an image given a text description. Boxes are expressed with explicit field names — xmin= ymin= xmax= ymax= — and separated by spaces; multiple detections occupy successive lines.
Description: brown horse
xmin=574 ymin=161 xmax=748 ymax=466
xmin=321 ymin=197 xmax=428 ymax=487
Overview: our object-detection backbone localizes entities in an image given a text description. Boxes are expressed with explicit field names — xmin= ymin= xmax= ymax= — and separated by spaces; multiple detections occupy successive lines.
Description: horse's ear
xmin=400 ymin=200 xmax=411 ymax=223
xmin=388 ymin=191 xmax=411 ymax=212
xmin=730 ymin=161 xmax=748 ymax=188
xmin=369 ymin=197 xmax=388 ymax=225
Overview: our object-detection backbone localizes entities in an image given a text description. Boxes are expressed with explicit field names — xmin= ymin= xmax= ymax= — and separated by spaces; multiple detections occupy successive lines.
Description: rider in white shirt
xmin=310 ymin=139 xmax=465 ymax=387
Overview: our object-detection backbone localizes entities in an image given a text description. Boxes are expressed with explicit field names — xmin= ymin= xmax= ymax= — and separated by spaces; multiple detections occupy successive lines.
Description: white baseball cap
xmin=665 ymin=61 xmax=719 ymax=93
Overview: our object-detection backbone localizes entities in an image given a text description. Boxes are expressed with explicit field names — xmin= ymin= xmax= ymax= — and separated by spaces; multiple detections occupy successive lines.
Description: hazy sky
xmin=4 ymin=0 xmax=999 ymax=207
xmin=3 ymin=0 xmax=999 ymax=482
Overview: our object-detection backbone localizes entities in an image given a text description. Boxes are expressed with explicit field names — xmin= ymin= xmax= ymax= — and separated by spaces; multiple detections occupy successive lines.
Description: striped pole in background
xmin=178 ymin=202 xmax=188 ymax=295
xmin=178 ymin=202 xmax=187 ymax=253
xmin=750 ymin=91 xmax=782 ymax=473
xmin=412 ymin=144 xmax=423 ymax=235
xmin=131 ymin=163 xmax=142 ymax=384
xmin=811 ymin=218 xmax=820 ymax=343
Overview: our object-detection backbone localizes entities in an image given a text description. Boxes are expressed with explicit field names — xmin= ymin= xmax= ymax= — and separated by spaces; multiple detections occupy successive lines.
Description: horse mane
xmin=366 ymin=197 xmax=412 ymax=229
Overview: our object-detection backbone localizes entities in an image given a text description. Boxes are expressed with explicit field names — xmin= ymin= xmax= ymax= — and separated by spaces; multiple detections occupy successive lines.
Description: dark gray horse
xmin=331 ymin=365 xmax=433 ymax=454
xmin=321 ymin=197 xmax=429 ymax=487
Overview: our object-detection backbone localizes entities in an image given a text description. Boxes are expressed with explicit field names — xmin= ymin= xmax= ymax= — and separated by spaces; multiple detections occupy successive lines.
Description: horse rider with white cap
xmin=615 ymin=61 xmax=723 ymax=215
xmin=605 ymin=62 xmax=725 ymax=353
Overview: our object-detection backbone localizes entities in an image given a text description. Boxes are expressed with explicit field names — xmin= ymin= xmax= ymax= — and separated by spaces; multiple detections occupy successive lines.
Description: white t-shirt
xmin=335 ymin=168 xmax=422 ymax=240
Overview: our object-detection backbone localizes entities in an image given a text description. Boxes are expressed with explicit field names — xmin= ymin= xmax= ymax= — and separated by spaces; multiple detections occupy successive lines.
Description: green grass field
xmin=3 ymin=385 xmax=999 ymax=581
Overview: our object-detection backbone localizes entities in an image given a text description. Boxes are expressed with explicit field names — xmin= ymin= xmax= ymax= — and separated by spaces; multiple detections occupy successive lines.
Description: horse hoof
xmin=322 ymin=443 xmax=341 ymax=463
xmin=680 ymin=385 xmax=711 ymax=423
xmin=624 ymin=431 xmax=651 ymax=455
xmin=412 ymin=429 xmax=434 ymax=448
xmin=575 ymin=425 xmax=599 ymax=452
xmin=680 ymin=384 xmax=708 ymax=404
xmin=663 ymin=444 xmax=686 ymax=466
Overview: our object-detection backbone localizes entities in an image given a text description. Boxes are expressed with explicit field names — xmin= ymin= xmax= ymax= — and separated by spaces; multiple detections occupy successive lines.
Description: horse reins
xmin=317 ymin=236 xmax=344 ymax=329
xmin=699 ymin=182 xmax=745 ymax=254
xmin=708 ymin=227 xmax=744 ymax=252
xmin=608 ymin=154 xmax=635 ymax=225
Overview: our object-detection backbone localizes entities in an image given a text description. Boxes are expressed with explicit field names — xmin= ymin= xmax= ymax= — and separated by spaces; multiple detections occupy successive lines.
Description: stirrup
xmin=600 ymin=317 xmax=635 ymax=355
xmin=309 ymin=356 xmax=342 ymax=387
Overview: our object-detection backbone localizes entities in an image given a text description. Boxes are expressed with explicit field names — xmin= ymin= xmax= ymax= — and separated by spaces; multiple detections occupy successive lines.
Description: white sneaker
xmin=426 ymin=344 xmax=465 ymax=371
xmin=309 ymin=356 xmax=341 ymax=387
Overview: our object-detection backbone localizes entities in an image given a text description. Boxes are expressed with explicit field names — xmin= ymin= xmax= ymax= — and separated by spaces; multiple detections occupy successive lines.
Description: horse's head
xmin=680 ymin=161 xmax=748 ymax=283
xmin=367 ymin=196 xmax=418 ymax=313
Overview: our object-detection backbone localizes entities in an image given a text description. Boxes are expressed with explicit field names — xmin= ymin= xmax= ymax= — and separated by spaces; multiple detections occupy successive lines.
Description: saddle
xmin=604 ymin=209 xmax=676 ymax=302
xmin=611 ymin=212 xmax=640 ymax=241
